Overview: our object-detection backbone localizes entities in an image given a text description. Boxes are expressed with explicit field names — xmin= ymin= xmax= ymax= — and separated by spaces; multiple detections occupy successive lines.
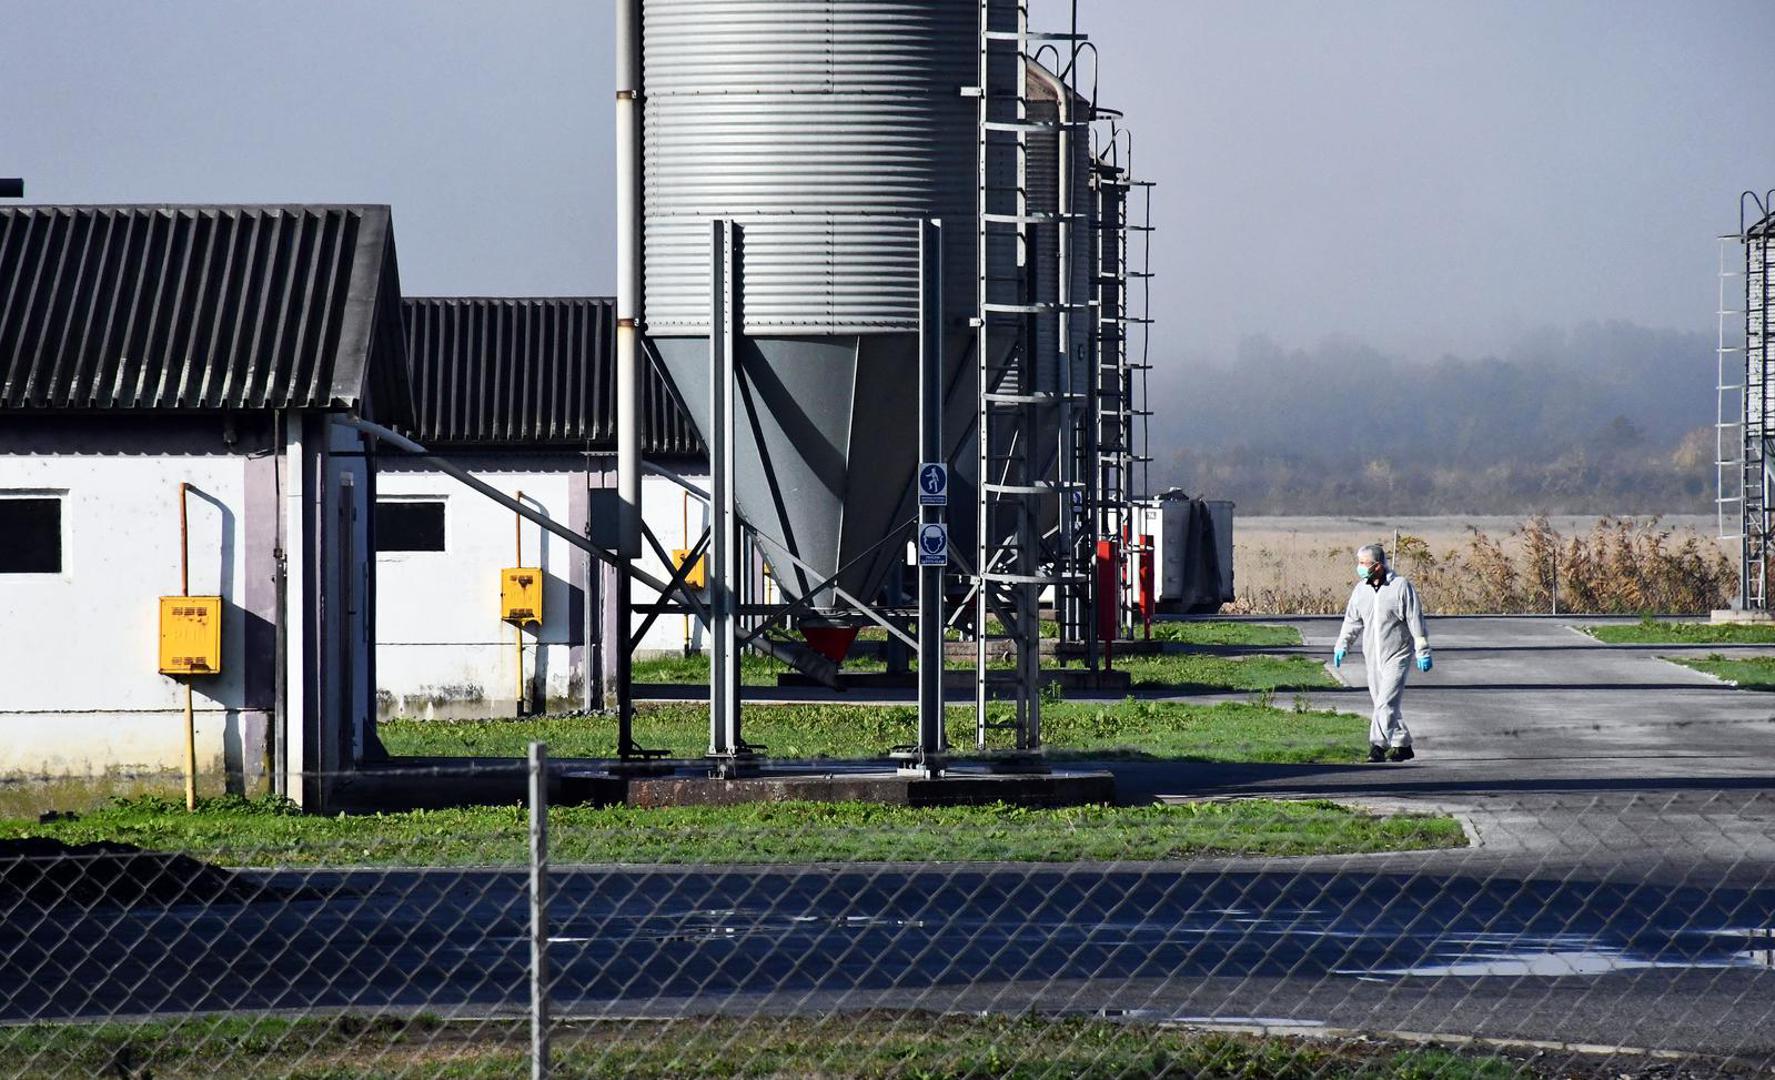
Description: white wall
xmin=374 ymin=459 xmax=710 ymax=719
xmin=375 ymin=465 xmax=577 ymax=718
xmin=0 ymin=450 xmax=261 ymax=784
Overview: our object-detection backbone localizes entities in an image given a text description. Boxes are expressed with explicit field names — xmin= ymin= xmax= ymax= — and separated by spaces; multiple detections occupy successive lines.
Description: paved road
xmin=5 ymin=861 xmax=1773 ymax=1059
xmin=1113 ymin=618 xmax=1775 ymax=880
xmin=6 ymin=618 xmax=1775 ymax=1064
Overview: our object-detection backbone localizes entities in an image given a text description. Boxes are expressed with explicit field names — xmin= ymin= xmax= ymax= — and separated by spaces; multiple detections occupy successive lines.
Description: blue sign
xmin=918 ymin=523 xmax=949 ymax=566
xmin=917 ymin=462 xmax=948 ymax=507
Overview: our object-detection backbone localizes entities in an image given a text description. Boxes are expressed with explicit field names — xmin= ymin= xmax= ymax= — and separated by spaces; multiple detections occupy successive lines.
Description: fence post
xmin=529 ymin=742 xmax=550 ymax=1079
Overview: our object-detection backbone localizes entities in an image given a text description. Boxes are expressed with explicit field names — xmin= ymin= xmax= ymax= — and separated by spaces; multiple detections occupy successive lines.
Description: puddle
xmin=1336 ymin=929 xmax=1775 ymax=978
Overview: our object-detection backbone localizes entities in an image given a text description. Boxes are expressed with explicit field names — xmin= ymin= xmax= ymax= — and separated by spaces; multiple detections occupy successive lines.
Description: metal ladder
xmin=973 ymin=0 xmax=1085 ymax=751
xmin=1090 ymin=138 xmax=1155 ymax=639
xmin=1092 ymin=158 xmax=1131 ymax=636
xmin=1743 ymin=192 xmax=1775 ymax=610
xmin=1718 ymin=233 xmax=1746 ymax=550
xmin=1125 ymin=175 xmax=1156 ymax=636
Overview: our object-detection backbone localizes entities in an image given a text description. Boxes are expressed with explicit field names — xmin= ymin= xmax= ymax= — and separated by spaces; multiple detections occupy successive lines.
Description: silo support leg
xmin=707 ymin=220 xmax=748 ymax=772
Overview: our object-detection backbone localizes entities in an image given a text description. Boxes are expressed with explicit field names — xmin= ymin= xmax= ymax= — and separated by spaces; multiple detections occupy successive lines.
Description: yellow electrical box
xmin=159 ymin=596 xmax=223 ymax=675
xmin=671 ymin=548 xmax=708 ymax=590
xmin=502 ymin=567 xmax=543 ymax=625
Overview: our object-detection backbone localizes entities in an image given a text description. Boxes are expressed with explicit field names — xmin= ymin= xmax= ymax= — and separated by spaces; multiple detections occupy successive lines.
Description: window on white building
xmin=375 ymin=500 xmax=446 ymax=552
xmin=0 ymin=497 xmax=61 ymax=573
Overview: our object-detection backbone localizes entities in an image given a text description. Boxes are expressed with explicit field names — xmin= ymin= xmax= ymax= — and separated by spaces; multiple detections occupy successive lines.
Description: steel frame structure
xmin=1721 ymin=190 xmax=1775 ymax=610
xmin=973 ymin=0 xmax=1089 ymax=754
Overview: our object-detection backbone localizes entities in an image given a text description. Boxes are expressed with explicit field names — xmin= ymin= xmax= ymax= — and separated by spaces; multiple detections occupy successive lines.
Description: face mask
xmin=1356 ymin=564 xmax=1373 ymax=581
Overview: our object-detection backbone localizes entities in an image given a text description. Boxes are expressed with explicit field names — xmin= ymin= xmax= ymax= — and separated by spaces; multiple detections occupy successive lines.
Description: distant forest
xmin=1146 ymin=321 xmax=1717 ymax=516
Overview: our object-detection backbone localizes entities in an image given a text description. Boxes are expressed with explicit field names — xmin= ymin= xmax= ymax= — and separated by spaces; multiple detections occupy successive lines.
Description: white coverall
xmin=1335 ymin=569 xmax=1431 ymax=749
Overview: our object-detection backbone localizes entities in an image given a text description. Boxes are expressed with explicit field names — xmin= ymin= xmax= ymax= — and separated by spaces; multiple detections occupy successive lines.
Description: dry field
xmin=1232 ymin=514 xmax=1734 ymax=615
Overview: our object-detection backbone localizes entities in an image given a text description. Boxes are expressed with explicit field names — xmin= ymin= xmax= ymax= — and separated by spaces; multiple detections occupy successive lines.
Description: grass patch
xmin=0 ymin=794 xmax=1461 ymax=868
xmin=1668 ymin=653 xmax=1775 ymax=689
xmin=381 ymin=700 xmax=1364 ymax=764
xmin=1147 ymin=621 xmax=1303 ymax=647
xmin=1 ymin=1013 xmax=1541 ymax=1079
xmin=1101 ymin=653 xmax=1334 ymax=692
xmin=1584 ymin=618 xmax=1775 ymax=645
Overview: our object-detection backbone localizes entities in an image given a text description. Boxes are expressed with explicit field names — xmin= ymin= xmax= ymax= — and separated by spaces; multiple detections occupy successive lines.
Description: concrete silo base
xmin=776 ymin=668 xmax=1133 ymax=695
xmin=335 ymin=759 xmax=1115 ymax=812
xmin=597 ymin=765 xmax=1114 ymax=809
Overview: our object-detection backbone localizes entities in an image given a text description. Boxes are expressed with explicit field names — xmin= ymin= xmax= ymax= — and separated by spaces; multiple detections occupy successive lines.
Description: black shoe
xmin=1368 ymin=745 xmax=1387 ymax=763
xmin=1387 ymin=745 xmax=1415 ymax=763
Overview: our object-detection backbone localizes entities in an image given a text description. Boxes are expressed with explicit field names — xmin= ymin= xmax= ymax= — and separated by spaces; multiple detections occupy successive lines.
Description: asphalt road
xmin=5 ymin=618 xmax=1775 ymax=1064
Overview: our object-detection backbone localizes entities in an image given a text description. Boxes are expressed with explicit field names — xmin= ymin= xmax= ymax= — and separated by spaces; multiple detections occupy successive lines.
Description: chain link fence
xmin=3 ymin=751 xmax=1774 ymax=1078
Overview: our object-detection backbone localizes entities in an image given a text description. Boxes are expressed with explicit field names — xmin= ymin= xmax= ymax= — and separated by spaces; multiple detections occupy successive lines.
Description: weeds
xmin=1229 ymin=516 xmax=1736 ymax=615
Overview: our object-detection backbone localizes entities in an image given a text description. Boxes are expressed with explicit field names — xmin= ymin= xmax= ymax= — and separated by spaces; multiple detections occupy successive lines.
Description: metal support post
xmin=528 ymin=741 xmax=550 ymax=1080
xmin=614 ymin=0 xmax=644 ymax=752
xmin=708 ymin=220 xmax=746 ymax=768
xmin=915 ymin=219 xmax=948 ymax=775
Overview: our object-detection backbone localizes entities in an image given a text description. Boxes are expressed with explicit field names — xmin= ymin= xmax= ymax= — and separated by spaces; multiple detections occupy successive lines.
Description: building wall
xmin=374 ymin=454 xmax=711 ymax=720
xmin=0 ymin=417 xmax=278 ymax=792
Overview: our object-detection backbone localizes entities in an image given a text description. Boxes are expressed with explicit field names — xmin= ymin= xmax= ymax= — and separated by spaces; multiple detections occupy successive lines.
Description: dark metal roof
xmin=0 ymin=204 xmax=411 ymax=424
xmin=1751 ymin=210 xmax=1775 ymax=240
xmin=401 ymin=296 xmax=703 ymax=456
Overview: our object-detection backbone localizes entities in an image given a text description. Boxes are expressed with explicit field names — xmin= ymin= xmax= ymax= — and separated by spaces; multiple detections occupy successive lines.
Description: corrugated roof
xmin=0 ymin=204 xmax=411 ymax=423
xmin=401 ymin=296 xmax=703 ymax=456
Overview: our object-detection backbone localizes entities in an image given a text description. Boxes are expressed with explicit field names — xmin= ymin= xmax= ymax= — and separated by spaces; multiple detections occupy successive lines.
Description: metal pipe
xmin=336 ymin=418 xmax=680 ymax=596
xmin=615 ymin=0 xmax=643 ymax=561
xmin=179 ymin=481 xmax=196 ymax=812
xmin=514 ymin=493 xmax=525 ymax=716
xmin=709 ymin=220 xmax=742 ymax=760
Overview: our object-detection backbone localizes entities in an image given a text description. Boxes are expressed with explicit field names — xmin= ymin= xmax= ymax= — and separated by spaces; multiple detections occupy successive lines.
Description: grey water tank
xmin=641 ymin=0 xmax=991 ymax=607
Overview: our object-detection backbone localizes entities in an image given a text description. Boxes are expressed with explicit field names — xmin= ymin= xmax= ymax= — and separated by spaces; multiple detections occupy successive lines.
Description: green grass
xmin=1585 ymin=618 xmax=1775 ymax=645
xmin=630 ymin=651 xmax=860 ymax=686
xmin=1146 ymin=621 xmax=1303 ymax=647
xmin=1101 ymin=653 xmax=1334 ymax=692
xmin=381 ymin=699 xmax=1363 ymax=764
xmin=1668 ymin=653 xmax=1775 ymax=689
xmin=0 ymin=1013 xmax=1535 ymax=1079
xmin=0 ymin=793 xmax=1463 ymax=867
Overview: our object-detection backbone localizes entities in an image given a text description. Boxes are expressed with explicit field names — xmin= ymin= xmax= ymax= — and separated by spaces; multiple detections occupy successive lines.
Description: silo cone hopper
xmin=649 ymin=331 xmax=935 ymax=616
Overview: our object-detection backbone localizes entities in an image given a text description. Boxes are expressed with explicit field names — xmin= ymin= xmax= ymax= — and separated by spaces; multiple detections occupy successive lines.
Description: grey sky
xmin=6 ymin=1 xmax=1773 ymax=362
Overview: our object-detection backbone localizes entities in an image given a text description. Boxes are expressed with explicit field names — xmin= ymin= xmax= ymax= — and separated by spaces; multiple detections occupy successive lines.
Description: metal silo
xmin=640 ymin=0 xmax=988 ymax=609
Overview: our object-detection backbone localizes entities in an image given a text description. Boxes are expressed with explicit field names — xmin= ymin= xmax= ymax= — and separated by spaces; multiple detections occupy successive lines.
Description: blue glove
xmin=1333 ymin=649 xmax=1345 ymax=668
xmin=1417 ymin=654 xmax=1432 ymax=673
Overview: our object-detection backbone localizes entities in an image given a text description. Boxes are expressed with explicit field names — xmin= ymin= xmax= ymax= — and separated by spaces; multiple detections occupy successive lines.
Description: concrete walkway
xmin=1113 ymin=616 xmax=1775 ymax=883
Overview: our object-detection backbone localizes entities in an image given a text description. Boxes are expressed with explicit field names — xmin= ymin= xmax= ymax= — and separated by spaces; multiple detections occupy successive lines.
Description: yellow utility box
xmin=671 ymin=548 xmax=708 ymax=590
xmin=159 ymin=596 xmax=223 ymax=675
xmin=502 ymin=568 xmax=543 ymax=625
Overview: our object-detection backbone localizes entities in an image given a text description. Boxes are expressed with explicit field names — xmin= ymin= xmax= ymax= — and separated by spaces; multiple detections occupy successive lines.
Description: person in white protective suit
xmin=1333 ymin=543 xmax=1432 ymax=762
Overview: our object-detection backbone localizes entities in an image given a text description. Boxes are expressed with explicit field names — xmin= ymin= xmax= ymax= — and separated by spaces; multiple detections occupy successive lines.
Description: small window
xmin=0 ymin=498 xmax=61 ymax=573
xmin=376 ymin=500 xmax=446 ymax=552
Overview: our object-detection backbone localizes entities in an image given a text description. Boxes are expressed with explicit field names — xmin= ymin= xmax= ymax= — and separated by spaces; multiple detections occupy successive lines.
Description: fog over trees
xmin=1148 ymin=321 xmax=1716 ymax=515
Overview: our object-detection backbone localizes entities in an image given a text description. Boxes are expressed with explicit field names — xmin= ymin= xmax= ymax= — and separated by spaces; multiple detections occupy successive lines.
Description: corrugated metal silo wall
xmin=642 ymin=0 xmax=983 ymax=333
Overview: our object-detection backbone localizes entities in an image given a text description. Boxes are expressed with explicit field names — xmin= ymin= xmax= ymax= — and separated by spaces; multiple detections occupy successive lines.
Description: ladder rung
xmin=984 ymin=301 xmax=1063 ymax=315
xmin=985 ymin=480 xmax=1082 ymax=495
xmin=982 ymin=30 xmax=1090 ymax=42
xmin=984 ymin=119 xmax=1071 ymax=134
xmin=984 ymin=211 xmax=1083 ymax=225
